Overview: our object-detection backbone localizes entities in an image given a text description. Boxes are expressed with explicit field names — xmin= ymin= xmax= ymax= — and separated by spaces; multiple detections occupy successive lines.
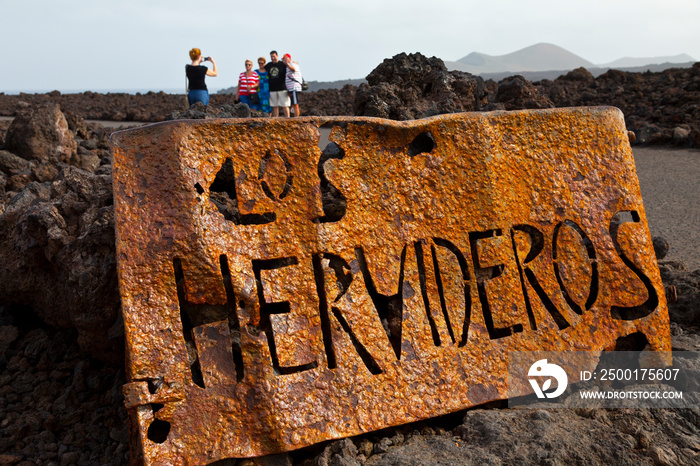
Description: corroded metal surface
xmin=111 ymin=108 xmax=671 ymax=465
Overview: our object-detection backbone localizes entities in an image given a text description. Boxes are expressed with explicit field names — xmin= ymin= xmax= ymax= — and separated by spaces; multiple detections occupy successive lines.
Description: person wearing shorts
xmin=283 ymin=53 xmax=302 ymax=117
xmin=269 ymin=87 xmax=291 ymax=112
xmin=265 ymin=50 xmax=290 ymax=117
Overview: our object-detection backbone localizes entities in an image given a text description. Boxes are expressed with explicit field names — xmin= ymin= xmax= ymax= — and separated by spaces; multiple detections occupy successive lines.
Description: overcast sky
xmin=3 ymin=0 xmax=699 ymax=93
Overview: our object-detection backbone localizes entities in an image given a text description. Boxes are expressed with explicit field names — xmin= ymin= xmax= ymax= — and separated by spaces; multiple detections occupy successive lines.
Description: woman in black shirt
xmin=186 ymin=48 xmax=218 ymax=106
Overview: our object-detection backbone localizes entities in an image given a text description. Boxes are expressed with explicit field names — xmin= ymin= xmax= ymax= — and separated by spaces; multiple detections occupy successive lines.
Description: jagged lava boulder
xmin=5 ymin=103 xmax=77 ymax=162
xmin=0 ymin=167 xmax=121 ymax=360
xmin=0 ymin=106 xmax=122 ymax=361
xmin=353 ymin=52 xmax=486 ymax=120
xmin=491 ymin=75 xmax=555 ymax=111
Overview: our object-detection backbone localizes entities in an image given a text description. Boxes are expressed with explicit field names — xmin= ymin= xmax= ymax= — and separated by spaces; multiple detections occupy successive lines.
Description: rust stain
xmin=111 ymin=108 xmax=671 ymax=465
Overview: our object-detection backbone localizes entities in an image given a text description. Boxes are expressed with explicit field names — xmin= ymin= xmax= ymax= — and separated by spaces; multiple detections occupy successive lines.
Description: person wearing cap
xmin=283 ymin=53 xmax=303 ymax=117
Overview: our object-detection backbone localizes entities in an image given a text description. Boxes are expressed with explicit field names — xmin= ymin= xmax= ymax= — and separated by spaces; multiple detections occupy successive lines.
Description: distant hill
xmin=446 ymin=43 xmax=697 ymax=79
xmin=448 ymin=43 xmax=595 ymax=74
xmin=597 ymin=54 xmax=696 ymax=68
xmin=476 ymin=62 xmax=698 ymax=83
xmin=304 ymin=79 xmax=366 ymax=92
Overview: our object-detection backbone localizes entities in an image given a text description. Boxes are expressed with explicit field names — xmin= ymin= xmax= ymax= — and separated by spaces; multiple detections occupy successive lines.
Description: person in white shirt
xmin=283 ymin=54 xmax=303 ymax=117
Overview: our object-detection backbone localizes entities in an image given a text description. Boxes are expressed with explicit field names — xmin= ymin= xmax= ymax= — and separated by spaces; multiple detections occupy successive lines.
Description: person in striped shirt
xmin=283 ymin=53 xmax=303 ymax=117
xmin=236 ymin=60 xmax=260 ymax=110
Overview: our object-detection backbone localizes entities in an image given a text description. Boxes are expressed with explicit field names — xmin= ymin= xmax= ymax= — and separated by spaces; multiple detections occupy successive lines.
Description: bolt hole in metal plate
xmin=110 ymin=108 xmax=670 ymax=465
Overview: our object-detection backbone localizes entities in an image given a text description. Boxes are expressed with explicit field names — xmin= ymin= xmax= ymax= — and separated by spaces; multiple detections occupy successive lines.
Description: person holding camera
xmin=186 ymin=48 xmax=217 ymax=106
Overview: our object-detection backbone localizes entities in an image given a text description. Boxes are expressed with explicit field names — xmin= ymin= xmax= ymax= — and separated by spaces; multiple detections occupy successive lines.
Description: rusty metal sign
xmin=111 ymin=108 xmax=671 ymax=465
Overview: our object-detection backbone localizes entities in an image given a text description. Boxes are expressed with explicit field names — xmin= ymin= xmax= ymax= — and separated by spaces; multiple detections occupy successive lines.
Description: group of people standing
xmin=186 ymin=48 xmax=304 ymax=117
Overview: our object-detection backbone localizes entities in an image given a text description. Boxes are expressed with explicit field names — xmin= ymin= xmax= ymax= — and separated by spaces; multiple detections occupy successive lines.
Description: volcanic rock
xmin=353 ymin=52 xmax=485 ymax=120
xmin=634 ymin=124 xmax=668 ymax=145
xmin=690 ymin=128 xmax=700 ymax=147
xmin=558 ymin=66 xmax=596 ymax=83
xmin=166 ymin=101 xmax=257 ymax=120
xmin=5 ymin=103 xmax=77 ymax=162
xmin=0 ymin=150 xmax=33 ymax=175
xmin=658 ymin=261 xmax=700 ymax=330
xmin=0 ymin=307 xmax=129 ymax=465
xmin=63 ymin=110 xmax=90 ymax=139
xmin=0 ymin=164 xmax=122 ymax=361
xmin=494 ymin=75 xmax=555 ymax=110
xmin=537 ymin=62 xmax=700 ymax=147
xmin=652 ymin=236 xmax=670 ymax=260
xmin=361 ymin=407 xmax=700 ymax=465
xmin=673 ymin=126 xmax=691 ymax=145
xmin=303 ymin=85 xmax=356 ymax=117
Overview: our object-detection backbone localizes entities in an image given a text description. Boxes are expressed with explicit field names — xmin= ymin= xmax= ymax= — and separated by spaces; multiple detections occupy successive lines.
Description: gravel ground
xmin=633 ymin=147 xmax=700 ymax=271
